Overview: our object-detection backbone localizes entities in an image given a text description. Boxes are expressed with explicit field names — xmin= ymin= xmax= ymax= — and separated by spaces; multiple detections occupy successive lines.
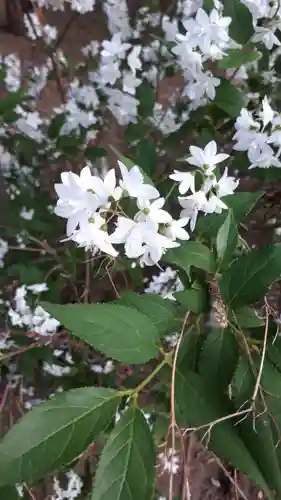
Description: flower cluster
xmin=8 ymin=284 xmax=60 ymax=336
xmin=233 ymin=96 xmax=281 ymax=169
xmin=170 ymin=141 xmax=239 ymax=231
xmin=54 ymin=160 xmax=189 ymax=266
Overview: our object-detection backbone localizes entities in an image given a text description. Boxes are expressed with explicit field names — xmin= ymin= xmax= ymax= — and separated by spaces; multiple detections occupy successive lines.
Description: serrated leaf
xmin=163 ymin=241 xmax=215 ymax=273
xmin=0 ymin=388 xmax=120 ymax=486
xmin=42 ymin=302 xmax=160 ymax=364
xmin=214 ymin=79 xmax=245 ymax=118
xmin=92 ymin=408 xmax=156 ymax=500
xmin=219 ymin=49 xmax=260 ymax=69
xmin=220 ymin=244 xmax=281 ymax=307
xmin=175 ymin=287 xmax=208 ymax=314
xmin=233 ymin=307 xmax=265 ymax=328
xmin=175 ymin=368 xmax=273 ymax=499
xmin=224 ymin=0 xmax=254 ymax=44
xmin=118 ymin=292 xmax=178 ymax=336
xmin=199 ymin=328 xmax=239 ymax=392
xmin=216 ymin=210 xmax=238 ymax=265
xmin=197 ymin=192 xmax=261 ymax=238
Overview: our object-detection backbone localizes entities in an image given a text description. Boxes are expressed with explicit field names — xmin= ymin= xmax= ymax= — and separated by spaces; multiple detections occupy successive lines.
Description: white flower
xmin=54 ymin=168 xmax=101 ymax=234
xmin=72 ymin=214 xmax=118 ymax=257
xmin=162 ymin=218 xmax=190 ymax=241
xmin=20 ymin=207 xmax=34 ymax=220
xmin=169 ymin=170 xmax=195 ymax=194
xmin=139 ymin=234 xmax=179 ymax=267
xmin=0 ymin=238 xmax=8 ymax=268
xmin=205 ymin=193 xmax=228 ymax=214
xmin=179 ymin=191 xmax=208 ymax=231
xmin=101 ymin=33 xmax=131 ymax=60
xmin=216 ymin=168 xmax=239 ymax=197
xmin=27 ymin=283 xmax=49 ymax=294
xmin=182 ymin=8 xmax=231 ymax=56
xmin=118 ymin=161 xmax=159 ymax=200
xmin=185 ymin=141 xmax=229 ymax=174
xmin=128 ymin=45 xmax=142 ymax=74
xmin=260 ymin=96 xmax=274 ymax=128
xmin=111 ymin=216 xmax=178 ymax=264
xmin=122 ymin=71 xmax=141 ymax=95
xmin=235 ymin=108 xmax=260 ymax=131
xmin=253 ymin=26 xmax=281 ymax=50
xmin=43 ymin=362 xmax=71 ymax=377
xmin=136 ymin=198 xmax=172 ymax=225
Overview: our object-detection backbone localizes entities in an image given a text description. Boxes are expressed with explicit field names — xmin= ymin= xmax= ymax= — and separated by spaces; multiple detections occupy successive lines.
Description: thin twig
xmin=214 ymin=456 xmax=249 ymax=500
xmin=169 ymin=312 xmax=190 ymax=500
xmin=252 ymin=303 xmax=269 ymax=403
xmin=0 ymin=342 xmax=43 ymax=362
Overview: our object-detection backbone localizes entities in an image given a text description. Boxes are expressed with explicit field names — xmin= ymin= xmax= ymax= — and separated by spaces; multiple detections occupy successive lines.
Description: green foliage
xmin=223 ymin=0 xmax=254 ymax=44
xmin=220 ymin=244 xmax=281 ymax=307
xmin=175 ymin=368 xmax=273 ymax=498
xmin=164 ymin=241 xmax=215 ymax=273
xmin=175 ymin=285 xmax=208 ymax=314
xmin=118 ymin=291 xmax=179 ymax=336
xmin=42 ymin=302 xmax=160 ymax=363
xmin=214 ymin=79 xmax=245 ymax=118
xmin=199 ymin=328 xmax=239 ymax=392
xmin=216 ymin=209 xmax=238 ymax=266
xmin=219 ymin=49 xmax=261 ymax=69
xmin=92 ymin=408 xmax=156 ymax=500
xmin=135 ymin=139 xmax=157 ymax=178
xmin=0 ymin=388 xmax=120 ymax=485
xmin=197 ymin=192 xmax=261 ymax=238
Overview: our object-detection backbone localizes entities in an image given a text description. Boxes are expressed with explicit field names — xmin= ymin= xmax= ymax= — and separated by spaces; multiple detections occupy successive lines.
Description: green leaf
xmin=220 ymin=244 xmax=281 ymax=307
xmin=197 ymin=192 xmax=261 ymax=238
xmin=135 ymin=139 xmax=157 ymax=177
xmin=0 ymin=388 xmax=120 ymax=486
xmin=233 ymin=357 xmax=281 ymax=497
xmin=42 ymin=302 xmax=160 ymax=364
xmin=92 ymin=408 xmax=156 ymax=500
xmin=137 ymin=80 xmax=155 ymax=118
xmin=175 ymin=286 xmax=208 ymax=314
xmin=177 ymin=331 xmax=204 ymax=372
xmin=199 ymin=328 xmax=239 ymax=392
xmin=267 ymin=339 xmax=281 ymax=372
xmin=214 ymin=79 xmax=245 ymax=118
xmin=175 ymin=369 xmax=273 ymax=499
xmin=219 ymin=49 xmax=260 ymax=69
xmin=118 ymin=292 xmax=178 ymax=336
xmin=84 ymin=147 xmax=107 ymax=161
xmin=224 ymin=0 xmax=254 ymax=44
xmin=163 ymin=241 xmax=215 ymax=273
xmin=216 ymin=210 xmax=238 ymax=265
xmin=0 ymin=486 xmax=21 ymax=500
xmin=233 ymin=307 xmax=265 ymax=328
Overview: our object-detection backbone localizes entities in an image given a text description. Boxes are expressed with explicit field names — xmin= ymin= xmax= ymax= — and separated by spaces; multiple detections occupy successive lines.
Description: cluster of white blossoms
xmin=171 ymin=141 xmax=239 ymax=231
xmin=233 ymin=95 xmax=281 ymax=169
xmin=242 ymin=0 xmax=281 ymax=50
xmin=54 ymin=141 xmax=238 ymax=265
xmin=8 ymin=284 xmax=60 ymax=336
xmin=55 ymin=160 xmax=187 ymax=266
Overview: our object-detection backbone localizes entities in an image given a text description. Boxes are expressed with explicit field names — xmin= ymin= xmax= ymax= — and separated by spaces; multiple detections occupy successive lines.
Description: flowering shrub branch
xmin=1 ymin=1 xmax=281 ymax=499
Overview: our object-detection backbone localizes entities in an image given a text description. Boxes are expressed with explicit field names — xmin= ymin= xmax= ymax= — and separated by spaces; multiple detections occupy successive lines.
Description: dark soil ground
xmin=0 ymin=4 xmax=280 ymax=499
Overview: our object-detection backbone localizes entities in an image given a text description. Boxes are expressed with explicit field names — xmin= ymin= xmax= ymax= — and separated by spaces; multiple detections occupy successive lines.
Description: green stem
xmin=119 ymin=352 xmax=172 ymax=400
